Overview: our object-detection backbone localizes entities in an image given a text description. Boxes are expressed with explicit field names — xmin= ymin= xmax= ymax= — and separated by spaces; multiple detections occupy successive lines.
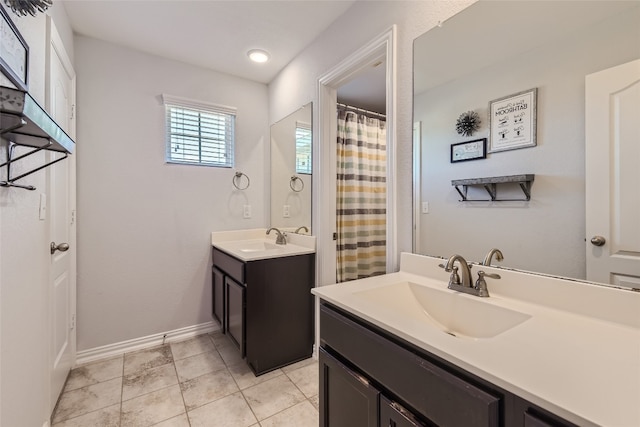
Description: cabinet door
xmin=226 ymin=277 xmax=245 ymax=356
xmin=212 ymin=267 xmax=225 ymax=331
xmin=319 ymin=348 xmax=379 ymax=427
xmin=523 ymin=411 xmax=575 ymax=427
xmin=380 ymin=396 xmax=431 ymax=427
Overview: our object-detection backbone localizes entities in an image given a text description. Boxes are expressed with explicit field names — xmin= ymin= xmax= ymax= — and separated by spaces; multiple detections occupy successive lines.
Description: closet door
xmin=46 ymin=16 xmax=76 ymax=414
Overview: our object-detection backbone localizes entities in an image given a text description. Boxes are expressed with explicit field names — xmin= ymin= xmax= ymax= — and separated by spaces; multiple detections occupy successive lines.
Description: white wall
xmin=268 ymin=0 xmax=476 ymax=278
xmin=270 ymin=105 xmax=312 ymax=231
xmin=414 ymin=7 xmax=640 ymax=278
xmin=74 ymin=36 xmax=269 ymax=351
xmin=0 ymin=5 xmax=74 ymax=426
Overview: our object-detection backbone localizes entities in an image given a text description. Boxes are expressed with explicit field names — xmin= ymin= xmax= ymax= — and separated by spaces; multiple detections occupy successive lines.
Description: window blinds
xmin=295 ymin=123 xmax=312 ymax=174
xmin=162 ymin=94 xmax=236 ymax=167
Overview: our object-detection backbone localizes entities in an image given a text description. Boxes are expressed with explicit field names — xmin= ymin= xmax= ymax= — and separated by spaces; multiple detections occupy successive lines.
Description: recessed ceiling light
xmin=248 ymin=49 xmax=270 ymax=63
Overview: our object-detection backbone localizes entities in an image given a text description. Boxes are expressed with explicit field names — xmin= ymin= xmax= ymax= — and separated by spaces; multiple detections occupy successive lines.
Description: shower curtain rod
xmin=337 ymin=103 xmax=386 ymax=119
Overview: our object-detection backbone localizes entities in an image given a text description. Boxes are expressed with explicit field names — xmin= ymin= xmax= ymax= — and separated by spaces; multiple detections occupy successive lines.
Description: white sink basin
xmin=354 ymin=281 xmax=531 ymax=339
xmin=237 ymin=241 xmax=282 ymax=253
xmin=212 ymin=238 xmax=315 ymax=261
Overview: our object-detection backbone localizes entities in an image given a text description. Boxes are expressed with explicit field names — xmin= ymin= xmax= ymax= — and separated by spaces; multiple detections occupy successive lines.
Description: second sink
xmin=354 ymin=281 xmax=531 ymax=339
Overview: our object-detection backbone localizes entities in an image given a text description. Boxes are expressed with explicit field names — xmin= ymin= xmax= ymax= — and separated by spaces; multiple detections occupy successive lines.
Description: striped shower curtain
xmin=336 ymin=109 xmax=387 ymax=282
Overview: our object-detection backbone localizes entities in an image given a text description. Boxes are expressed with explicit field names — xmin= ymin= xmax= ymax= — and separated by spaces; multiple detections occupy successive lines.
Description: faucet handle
xmin=474 ymin=270 xmax=500 ymax=297
xmin=449 ymin=266 xmax=461 ymax=286
xmin=478 ymin=270 xmax=500 ymax=280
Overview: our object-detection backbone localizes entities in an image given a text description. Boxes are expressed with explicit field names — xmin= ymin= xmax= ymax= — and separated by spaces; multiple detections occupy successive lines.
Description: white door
xmin=47 ymin=18 xmax=76 ymax=411
xmin=585 ymin=59 xmax=640 ymax=287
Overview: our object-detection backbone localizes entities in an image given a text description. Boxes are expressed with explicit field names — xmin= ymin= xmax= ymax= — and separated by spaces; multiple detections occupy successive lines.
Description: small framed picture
xmin=488 ymin=88 xmax=537 ymax=153
xmin=451 ymin=138 xmax=487 ymax=163
xmin=0 ymin=5 xmax=29 ymax=91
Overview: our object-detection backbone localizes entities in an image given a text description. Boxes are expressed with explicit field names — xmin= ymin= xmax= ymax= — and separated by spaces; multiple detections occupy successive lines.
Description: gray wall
xmin=269 ymin=0 xmax=476 ymax=280
xmin=414 ymin=7 xmax=640 ymax=278
xmin=74 ymin=36 xmax=269 ymax=350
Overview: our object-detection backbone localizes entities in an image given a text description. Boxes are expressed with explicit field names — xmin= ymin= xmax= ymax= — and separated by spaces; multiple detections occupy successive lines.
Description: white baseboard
xmin=76 ymin=321 xmax=220 ymax=366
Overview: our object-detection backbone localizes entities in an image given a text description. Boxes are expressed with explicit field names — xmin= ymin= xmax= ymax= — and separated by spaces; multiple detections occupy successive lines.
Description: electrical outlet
xmin=422 ymin=202 xmax=429 ymax=214
xmin=283 ymin=205 xmax=290 ymax=218
xmin=243 ymin=205 xmax=251 ymax=219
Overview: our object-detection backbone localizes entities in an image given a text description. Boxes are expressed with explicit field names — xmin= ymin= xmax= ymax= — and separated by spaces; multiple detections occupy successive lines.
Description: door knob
xmin=590 ymin=236 xmax=606 ymax=247
xmin=51 ymin=242 xmax=70 ymax=254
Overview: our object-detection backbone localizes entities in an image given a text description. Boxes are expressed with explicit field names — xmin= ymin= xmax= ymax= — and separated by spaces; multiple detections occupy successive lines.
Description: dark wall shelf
xmin=452 ymin=174 xmax=534 ymax=202
xmin=1 ymin=86 xmax=75 ymax=190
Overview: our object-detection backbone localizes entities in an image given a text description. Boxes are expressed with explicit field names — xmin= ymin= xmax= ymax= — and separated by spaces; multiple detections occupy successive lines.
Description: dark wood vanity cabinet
xmin=319 ymin=348 xmax=380 ymax=427
xmin=212 ymin=247 xmax=315 ymax=375
xmin=319 ymin=302 xmax=577 ymax=427
xmin=211 ymin=267 xmax=225 ymax=330
xmin=225 ymin=276 xmax=245 ymax=355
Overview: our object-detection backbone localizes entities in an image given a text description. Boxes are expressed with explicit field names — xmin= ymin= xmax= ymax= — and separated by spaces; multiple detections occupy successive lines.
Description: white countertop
xmin=211 ymin=228 xmax=315 ymax=262
xmin=312 ymin=253 xmax=640 ymax=427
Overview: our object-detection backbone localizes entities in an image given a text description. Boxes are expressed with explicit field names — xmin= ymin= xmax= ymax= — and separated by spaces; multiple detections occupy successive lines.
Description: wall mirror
xmin=413 ymin=1 xmax=639 ymax=285
xmin=270 ymin=102 xmax=312 ymax=233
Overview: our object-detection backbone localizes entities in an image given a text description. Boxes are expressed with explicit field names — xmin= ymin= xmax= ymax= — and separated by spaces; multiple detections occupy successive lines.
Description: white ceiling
xmin=414 ymin=1 xmax=639 ymax=95
xmin=61 ymin=0 xmax=356 ymax=84
xmin=337 ymin=59 xmax=386 ymax=114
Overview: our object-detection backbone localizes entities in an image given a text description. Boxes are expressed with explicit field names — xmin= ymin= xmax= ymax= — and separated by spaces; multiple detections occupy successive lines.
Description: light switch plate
xmin=39 ymin=193 xmax=47 ymax=220
xmin=422 ymin=202 xmax=429 ymax=214
xmin=243 ymin=205 xmax=251 ymax=219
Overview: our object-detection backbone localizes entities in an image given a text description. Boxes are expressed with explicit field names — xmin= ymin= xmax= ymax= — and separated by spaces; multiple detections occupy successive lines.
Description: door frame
xmin=316 ymin=26 xmax=397 ymax=288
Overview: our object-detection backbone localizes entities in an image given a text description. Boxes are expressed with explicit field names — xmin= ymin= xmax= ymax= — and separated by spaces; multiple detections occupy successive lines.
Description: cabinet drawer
xmin=212 ymin=248 xmax=244 ymax=283
xmin=320 ymin=304 xmax=500 ymax=427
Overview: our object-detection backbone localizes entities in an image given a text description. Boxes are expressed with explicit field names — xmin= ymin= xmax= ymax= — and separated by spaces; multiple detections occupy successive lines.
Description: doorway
xmin=316 ymin=26 xmax=397 ymax=287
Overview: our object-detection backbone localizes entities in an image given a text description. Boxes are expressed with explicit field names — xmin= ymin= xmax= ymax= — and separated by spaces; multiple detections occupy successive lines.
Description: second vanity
xmin=312 ymin=253 xmax=640 ymax=427
xmin=211 ymin=229 xmax=315 ymax=375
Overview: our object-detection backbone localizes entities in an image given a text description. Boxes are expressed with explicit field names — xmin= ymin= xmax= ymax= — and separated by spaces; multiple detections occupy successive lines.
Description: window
xmin=295 ymin=122 xmax=312 ymax=174
xmin=162 ymin=94 xmax=236 ymax=167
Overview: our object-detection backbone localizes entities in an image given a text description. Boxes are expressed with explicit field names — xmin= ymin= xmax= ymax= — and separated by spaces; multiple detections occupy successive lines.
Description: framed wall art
xmin=488 ymin=88 xmax=537 ymax=153
xmin=0 ymin=5 xmax=29 ymax=91
xmin=451 ymin=138 xmax=486 ymax=163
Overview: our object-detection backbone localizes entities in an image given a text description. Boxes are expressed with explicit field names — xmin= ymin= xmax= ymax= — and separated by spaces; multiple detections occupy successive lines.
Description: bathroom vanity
xmin=211 ymin=229 xmax=316 ymax=375
xmin=313 ymin=253 xmax=640 ymax=427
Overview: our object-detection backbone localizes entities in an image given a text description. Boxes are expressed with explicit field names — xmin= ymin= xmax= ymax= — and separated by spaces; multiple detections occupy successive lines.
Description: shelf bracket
xmin=483 ymin=184 xmax=497 ymax=201
xmin=454 ymin=185 xmax=468 ymax=201
xmin=0 ymin=141 xmax=68 ymax=191
xmin=518 ymin=181 xmax=532 ymax=201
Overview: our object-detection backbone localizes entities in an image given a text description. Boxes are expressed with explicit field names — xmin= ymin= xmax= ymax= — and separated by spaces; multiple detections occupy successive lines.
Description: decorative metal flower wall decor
xmin=455 ymin=110 xmax=481 ymax=137
xmin=4 ymin=0 xmax=52 ymax=17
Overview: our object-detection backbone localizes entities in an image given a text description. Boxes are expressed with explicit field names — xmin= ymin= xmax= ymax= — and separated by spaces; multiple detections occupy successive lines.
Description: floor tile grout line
xmin=172 ymin=351 xmax=192 ymax=427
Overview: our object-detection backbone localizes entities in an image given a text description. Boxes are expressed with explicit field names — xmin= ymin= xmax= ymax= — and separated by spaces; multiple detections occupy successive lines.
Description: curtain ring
xmin=233 ymin=172 xmax=250 ymax=190
xmin=290 ymin=175 xmax=304 ymax=192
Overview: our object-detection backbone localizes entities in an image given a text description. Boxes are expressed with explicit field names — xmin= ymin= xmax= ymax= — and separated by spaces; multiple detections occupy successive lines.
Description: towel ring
xmin=233 ymin=172 xmax=250 ymax=190
xmin=290 ymin=175 xmax=304 ymax=192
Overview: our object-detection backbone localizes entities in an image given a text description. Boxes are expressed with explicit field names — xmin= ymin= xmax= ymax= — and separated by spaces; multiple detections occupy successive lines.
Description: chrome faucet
xmin=294 ymin=226 xmax=309 ymax=234
xmin=441 ymin=254 xmax=499 ymax=297
xmin=482 ymin=248 xmax=504 ymax=266
xmin=266 ymin=227 xmax=287 ymax=245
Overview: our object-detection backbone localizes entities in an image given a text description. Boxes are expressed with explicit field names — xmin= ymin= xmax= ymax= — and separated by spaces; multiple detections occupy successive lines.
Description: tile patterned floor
xmin=52 ymin=332 xmax=319 ymax=427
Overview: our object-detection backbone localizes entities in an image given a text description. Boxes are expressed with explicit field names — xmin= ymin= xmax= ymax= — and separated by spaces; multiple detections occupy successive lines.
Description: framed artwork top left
xmin=0 ymin=5 xmax=29 ymax=91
